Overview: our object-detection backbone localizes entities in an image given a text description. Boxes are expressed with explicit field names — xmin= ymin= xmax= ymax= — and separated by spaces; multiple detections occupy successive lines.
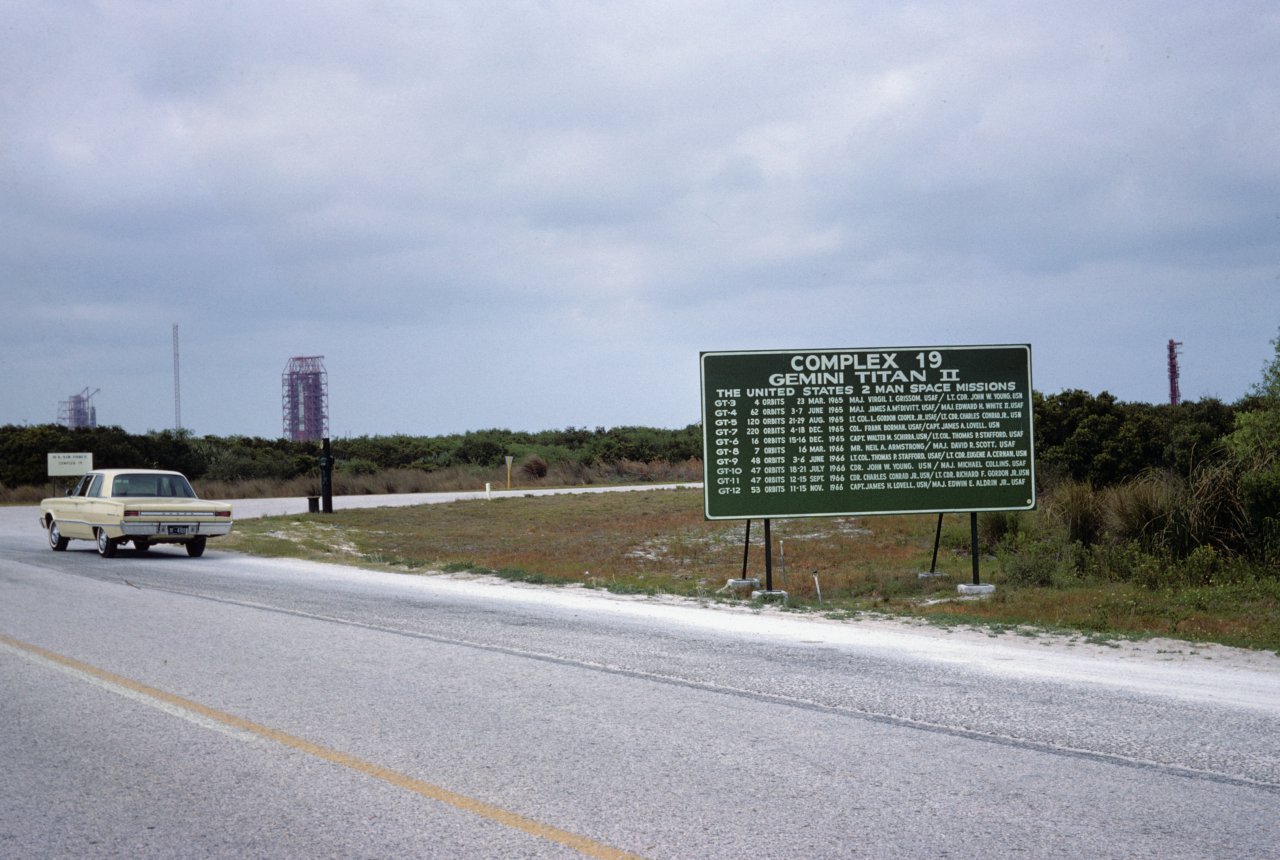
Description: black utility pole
xmin=320 ymin=437 xmax=334 ymax=514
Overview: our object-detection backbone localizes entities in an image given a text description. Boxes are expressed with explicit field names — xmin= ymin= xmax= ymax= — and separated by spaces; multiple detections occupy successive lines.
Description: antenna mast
xmin=173 ymin=323 xmax=182 ymax=431
xmin=1167 ymin=339 xmax=1183 ymax=406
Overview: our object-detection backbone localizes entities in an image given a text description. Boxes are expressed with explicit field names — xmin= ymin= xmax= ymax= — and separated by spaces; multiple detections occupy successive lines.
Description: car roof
xmin=87 ymin=468 xmax=188 ymax=478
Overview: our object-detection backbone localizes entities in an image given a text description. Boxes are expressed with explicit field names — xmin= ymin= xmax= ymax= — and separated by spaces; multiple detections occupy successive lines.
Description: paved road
xmin=2 ymin=499 xmax=1279 ymax=858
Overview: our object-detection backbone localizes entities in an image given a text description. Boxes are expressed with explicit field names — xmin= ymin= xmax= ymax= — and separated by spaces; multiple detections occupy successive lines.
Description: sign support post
xmin=929 ymin=513 xmax=944 ymax=575
xmin=764 ymin=518 xmax=773 ymax=592
xmin=971 ymin=512 xmax=980 ymax=585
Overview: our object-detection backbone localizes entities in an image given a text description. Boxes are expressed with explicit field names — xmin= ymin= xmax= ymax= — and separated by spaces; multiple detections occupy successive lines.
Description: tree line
xmin=0 ymin=393 xmax=1254 ymax=490
xmin=0 ymin=424 xmax=705 ymax=488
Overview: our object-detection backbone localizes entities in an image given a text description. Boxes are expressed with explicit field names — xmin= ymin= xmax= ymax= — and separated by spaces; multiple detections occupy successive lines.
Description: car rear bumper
xmin=119 ymin=521 xmax=234 ymax=539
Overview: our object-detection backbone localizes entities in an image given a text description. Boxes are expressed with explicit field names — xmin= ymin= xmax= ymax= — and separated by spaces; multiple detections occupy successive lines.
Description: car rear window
xmin=111 ymin=474 xmax=197 ymax=498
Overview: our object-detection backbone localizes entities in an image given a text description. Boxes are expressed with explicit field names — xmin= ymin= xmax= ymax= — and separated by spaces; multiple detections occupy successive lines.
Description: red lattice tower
xmin=282 ymin=356 xmax=329 ymax=441
xmin=1167 ymin=340 xmax=1183 ymax=406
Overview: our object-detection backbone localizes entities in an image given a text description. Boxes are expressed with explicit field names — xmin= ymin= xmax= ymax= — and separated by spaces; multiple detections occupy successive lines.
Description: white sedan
xmin=39 ymin=468 xmax=233 ymax=558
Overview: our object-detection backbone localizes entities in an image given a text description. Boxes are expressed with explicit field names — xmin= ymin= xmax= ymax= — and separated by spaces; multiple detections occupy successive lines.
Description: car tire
xmin=186 ymin=537 xmax=207 ymax=558
xmin=48 ymin=520 xmax=69 ymax=551
xmin=96 ymin=529 xmax=118 ymax=558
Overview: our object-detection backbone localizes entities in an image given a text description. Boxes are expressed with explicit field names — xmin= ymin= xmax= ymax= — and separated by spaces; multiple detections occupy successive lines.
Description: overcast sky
xmin=3 ymin=1 xmax=1278 ymax=439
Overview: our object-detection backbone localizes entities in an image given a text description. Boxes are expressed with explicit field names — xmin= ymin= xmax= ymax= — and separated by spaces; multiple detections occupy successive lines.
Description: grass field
xmin=220 ymin=487 xmax=1280 ymax=653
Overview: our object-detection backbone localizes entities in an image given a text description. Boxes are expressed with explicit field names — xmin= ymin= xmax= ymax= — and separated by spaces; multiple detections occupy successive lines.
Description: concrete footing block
xmin=957 ymin=583 xmax=996 ymax=596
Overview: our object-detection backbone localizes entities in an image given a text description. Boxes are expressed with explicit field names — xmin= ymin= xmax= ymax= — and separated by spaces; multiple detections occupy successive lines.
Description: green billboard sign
xmin=701 ymin=345 xmax=1035 ymax=519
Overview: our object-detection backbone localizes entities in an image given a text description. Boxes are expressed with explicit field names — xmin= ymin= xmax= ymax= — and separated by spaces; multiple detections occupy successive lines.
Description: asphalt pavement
xmin=2 ymin=496 xmax=1278 ymax=858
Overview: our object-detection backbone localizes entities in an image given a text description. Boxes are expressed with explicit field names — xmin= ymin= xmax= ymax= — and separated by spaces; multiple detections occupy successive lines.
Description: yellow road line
xmin=0 ymin=632 xmax=644 ymax=860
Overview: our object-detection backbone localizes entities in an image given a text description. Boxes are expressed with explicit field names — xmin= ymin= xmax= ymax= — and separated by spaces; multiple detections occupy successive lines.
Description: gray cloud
xmin=3 ymin=1 xmax=1278 ymax=435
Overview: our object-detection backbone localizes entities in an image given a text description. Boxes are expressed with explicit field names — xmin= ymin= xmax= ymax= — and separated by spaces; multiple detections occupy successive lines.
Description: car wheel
xmin=96 ymin=529 xmax=118 ymax=558
xmin=186 ymin=537 xmax=207 ymax=558
xmin=48 ymin=520 xmax=69 ymax=551
xmin=134 ymin=539 xmax=151 ymax=552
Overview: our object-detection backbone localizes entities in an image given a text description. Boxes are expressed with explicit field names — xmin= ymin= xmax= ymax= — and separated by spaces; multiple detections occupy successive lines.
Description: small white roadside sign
xmin=47 ymin=452 xmax=93 ymax=477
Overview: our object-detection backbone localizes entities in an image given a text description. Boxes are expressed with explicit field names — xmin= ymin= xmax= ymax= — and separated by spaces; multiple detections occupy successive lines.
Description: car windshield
xmin=111 ymin=473 xmax=197 ymax=498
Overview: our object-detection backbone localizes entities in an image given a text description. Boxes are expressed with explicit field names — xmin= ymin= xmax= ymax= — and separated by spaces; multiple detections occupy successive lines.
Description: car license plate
xmin=167 ymin=525 xmax=189 ymax=536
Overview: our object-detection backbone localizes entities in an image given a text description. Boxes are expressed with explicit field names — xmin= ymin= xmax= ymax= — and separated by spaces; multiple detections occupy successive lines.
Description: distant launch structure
xmin=1168 ymin=339 xmax=1183 ymax=406
xmin=282 ymin=356 xmax=329 ymax=441
xmin=59 ymin=387 xmax=100 ymax=429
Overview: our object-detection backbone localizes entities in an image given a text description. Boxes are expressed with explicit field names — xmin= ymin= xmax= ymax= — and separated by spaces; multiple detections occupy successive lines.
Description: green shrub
xmin=521 ymin=455 xmax=549 ymax=479
xmin=1177 ymin=544 xmax=1223 ymax=587
xmin=1082 ymin=541 xmax=1144 ymax=583
xmin=997 ymin=537 xmax=1068 ymax=587
xmin=1259 ymin=517 xmax=1280 ymax=571
xmin=978 ymin=510 xmax=1023 ymax=551
xmin=1238 ymin=463 xmax=1280 ymax=562
xmin=336 ymin=458 xmax=380 ymax=476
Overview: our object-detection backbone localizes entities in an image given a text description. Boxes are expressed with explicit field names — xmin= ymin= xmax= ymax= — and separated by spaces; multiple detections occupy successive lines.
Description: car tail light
xmin=124 ymin=510 xmax=140 ymax=518
xmin=215 ymin=511 xmax=231 ymax=517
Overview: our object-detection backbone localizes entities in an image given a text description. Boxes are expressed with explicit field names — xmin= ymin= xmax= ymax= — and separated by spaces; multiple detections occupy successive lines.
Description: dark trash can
xmin=307 ymin=495 xmax=320 ymax=513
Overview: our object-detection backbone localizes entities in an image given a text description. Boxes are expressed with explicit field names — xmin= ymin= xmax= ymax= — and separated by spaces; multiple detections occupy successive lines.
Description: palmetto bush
xmin=1045 ymin=479 xmax=1105 ymax=547
xmin=1100 ymin=465 xmax=1250 ymax=561
xmin=1001 ymin=465 xmax=1268 ymax=590
xmin=1185 ymin=460 xmax=1251 ymax=556
xmin=1103 ymin=471 xmax=1190 ymax=558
